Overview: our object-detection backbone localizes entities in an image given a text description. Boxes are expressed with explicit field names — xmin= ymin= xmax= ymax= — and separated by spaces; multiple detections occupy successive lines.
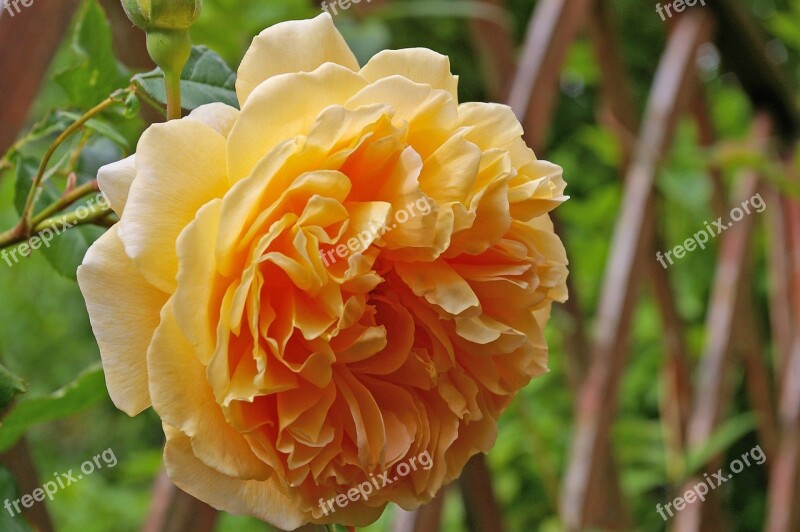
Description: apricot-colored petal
xmin=395 ymin=260 xmax=480 ymax=316
xmin=236 ymin=13 xmax=359 ymax=105
xmin=418 ymin=132 xmax=481 ymax=204
xmin=118 ymin=119 xmax=229 ymax=293
xmin=334 ymin=367 xmax=386 ymax=469
xmin=360 ymin=48 xmax=458 ymax=100
xmin=77 ymin=225 xmax=167 ymax=415
xmin=149 ymin=300 xmax=272 ymax=480
xmin=97 ymin=155 xmax=135 ymax=217
xmin=173 ymin=199 xmax=223 ymax=365
xmin=228 ymin=63 xmax=368 ymax=181
xmin=186 ymin=102 xmax=240 ymax=137
xmin=457 ymin=102 xmax=534 ymax=167
xmin=164 ymin=425 xmax=306 ymax=530
xmin=509 ymin=160 xmax=568 ymax=220
xmin=346 ymin=77 xmax=458 ymax=141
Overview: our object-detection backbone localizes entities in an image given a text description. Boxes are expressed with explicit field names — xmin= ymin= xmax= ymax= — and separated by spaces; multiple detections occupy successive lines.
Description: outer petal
xmin=236 ymin=13 xmax=359 ymax=105
xmin=164 ymin=425 xmax=306 ymax=530
xmin=360 ymin=48 xmax=459 ymax=101
xmin=117 ymin=118 xmax=230 ymax=293
xmin=77 ymin=225 xmax=168 ymax=415
xmin=97 ymin=155 xmax=136 ymax=217
xmin=228 ymin=63 xmax=368 ymax=181
xmin=173 ymin=199 xmax=222 ymax=365
xmin=148 ymin=298 xmax=272 ymax=480
xmin=457 ymin=102 xmax=534 ymax=167
xmin=186 ymin=102 xmax=240 ymax=138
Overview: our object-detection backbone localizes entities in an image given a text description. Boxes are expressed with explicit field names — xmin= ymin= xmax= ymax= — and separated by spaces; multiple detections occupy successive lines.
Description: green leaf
xmin=39 ymin=224 xmax=106 ymax=280
xmin=0 ymin=364 xmax=27 ymax=412
xmin=132 ymin=46 xmax=238 ymax=111
xmin=13 ymin=156 xmax=47 ymax=216
xmin=57 ymin=111 xmax=130 ymax=152
xmin=11 ymin=136 xmax=119 ymax=279
xmin=3 ymin=112 xmax=73 ymax=161
xmin=0 ymin=365 xmax=108 ymax=453
xmin=55 ymin=0 xmax=129 ymax=109
xmin=0 ymin=468 xmax=33 ymax=531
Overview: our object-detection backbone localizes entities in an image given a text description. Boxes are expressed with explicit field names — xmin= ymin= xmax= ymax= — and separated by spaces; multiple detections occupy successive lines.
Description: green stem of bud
xmin=164 ymin=68 xmax=183 ymax=121
xmin=146 ymin=28 xmax=191 ymax=120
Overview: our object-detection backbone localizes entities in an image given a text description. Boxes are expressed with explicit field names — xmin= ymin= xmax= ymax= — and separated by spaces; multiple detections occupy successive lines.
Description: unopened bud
xmin=121 ymin=0 xmax=202 ymax=32
xmin=121 ymin=0 xmax=201 ymax=119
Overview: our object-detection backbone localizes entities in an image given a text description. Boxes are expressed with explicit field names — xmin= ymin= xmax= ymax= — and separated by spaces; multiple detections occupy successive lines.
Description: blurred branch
xmin=142 ymin=471 xmax=218 ymax=532
xmin=468 ymin=0 xmax=515 ymax=101
xmin=0 ymin=438 xmax=54 ymax=532
xmin=0 ymin=0 xmax=81 ymax=155
xmin=459 ymin=454 xmax=505 ymax=532
xmin=369 ymin=1 xmax=511 ymax=28
xmin=562 ymin=10 xmax=714 ymax=530
xmin=675 ymin=114 xmax=771 ymax=531
xmin=765 ymin=153 xmax=800 ymax=532
xmin=391 ymin=489 xmax=447 ymax=532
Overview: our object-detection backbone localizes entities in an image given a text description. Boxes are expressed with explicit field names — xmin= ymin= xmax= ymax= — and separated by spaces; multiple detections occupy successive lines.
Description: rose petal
xmin=360 ymin=48 xmax=459 ymax=101
xmin=164 ymin=425 xmax=306 ymax=529
xmin=236 ymin=13 xmax=360 ymax=105
xmin=186 ymin=102 xmax=240 ymax=138
xmin=77 ymin=225 xmax=167 ymax=415
xmin=117 ymin=118 xmax=229 ymax=293
xmin=395 ymin=260 xmax=480 ymax=316
xmin=150 ymin=299 xmax=272 ymax=480
xmin=97 ymin=155 xmax=135 ymax=217
xmin=228 ymin=63 xmax=368 ymax=182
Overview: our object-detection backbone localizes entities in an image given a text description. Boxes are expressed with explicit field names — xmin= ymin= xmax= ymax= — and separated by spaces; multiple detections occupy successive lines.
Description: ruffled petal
xmin=149 ymin=299 xmax=272 ymax=480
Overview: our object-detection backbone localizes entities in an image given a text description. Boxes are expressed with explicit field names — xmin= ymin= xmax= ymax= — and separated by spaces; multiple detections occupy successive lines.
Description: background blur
xmin=0 ymin=0 xmax=798 ymax=530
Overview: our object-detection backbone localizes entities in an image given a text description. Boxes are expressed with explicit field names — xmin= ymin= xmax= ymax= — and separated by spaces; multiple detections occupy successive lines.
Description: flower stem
xmin=165 ymin=68 xmax=183 ymax=121
xmin=145 ymin=28 xmax=191 ymax=122
xmin=32 ymin=201 xmax=111 ymax=234
xmin=0 ymin=200 xmax=113 ymax=252
xmin=31 ymin=180 xmax=99 ymax=226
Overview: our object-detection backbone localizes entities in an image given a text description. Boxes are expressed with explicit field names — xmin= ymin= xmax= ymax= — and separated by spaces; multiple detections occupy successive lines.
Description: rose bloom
xmin=78 ymin=13 xmax=568 ymax=529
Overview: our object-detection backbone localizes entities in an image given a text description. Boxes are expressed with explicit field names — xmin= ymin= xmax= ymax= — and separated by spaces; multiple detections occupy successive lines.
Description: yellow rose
xmin=78 ymin=13 xmax=568 ymax=529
